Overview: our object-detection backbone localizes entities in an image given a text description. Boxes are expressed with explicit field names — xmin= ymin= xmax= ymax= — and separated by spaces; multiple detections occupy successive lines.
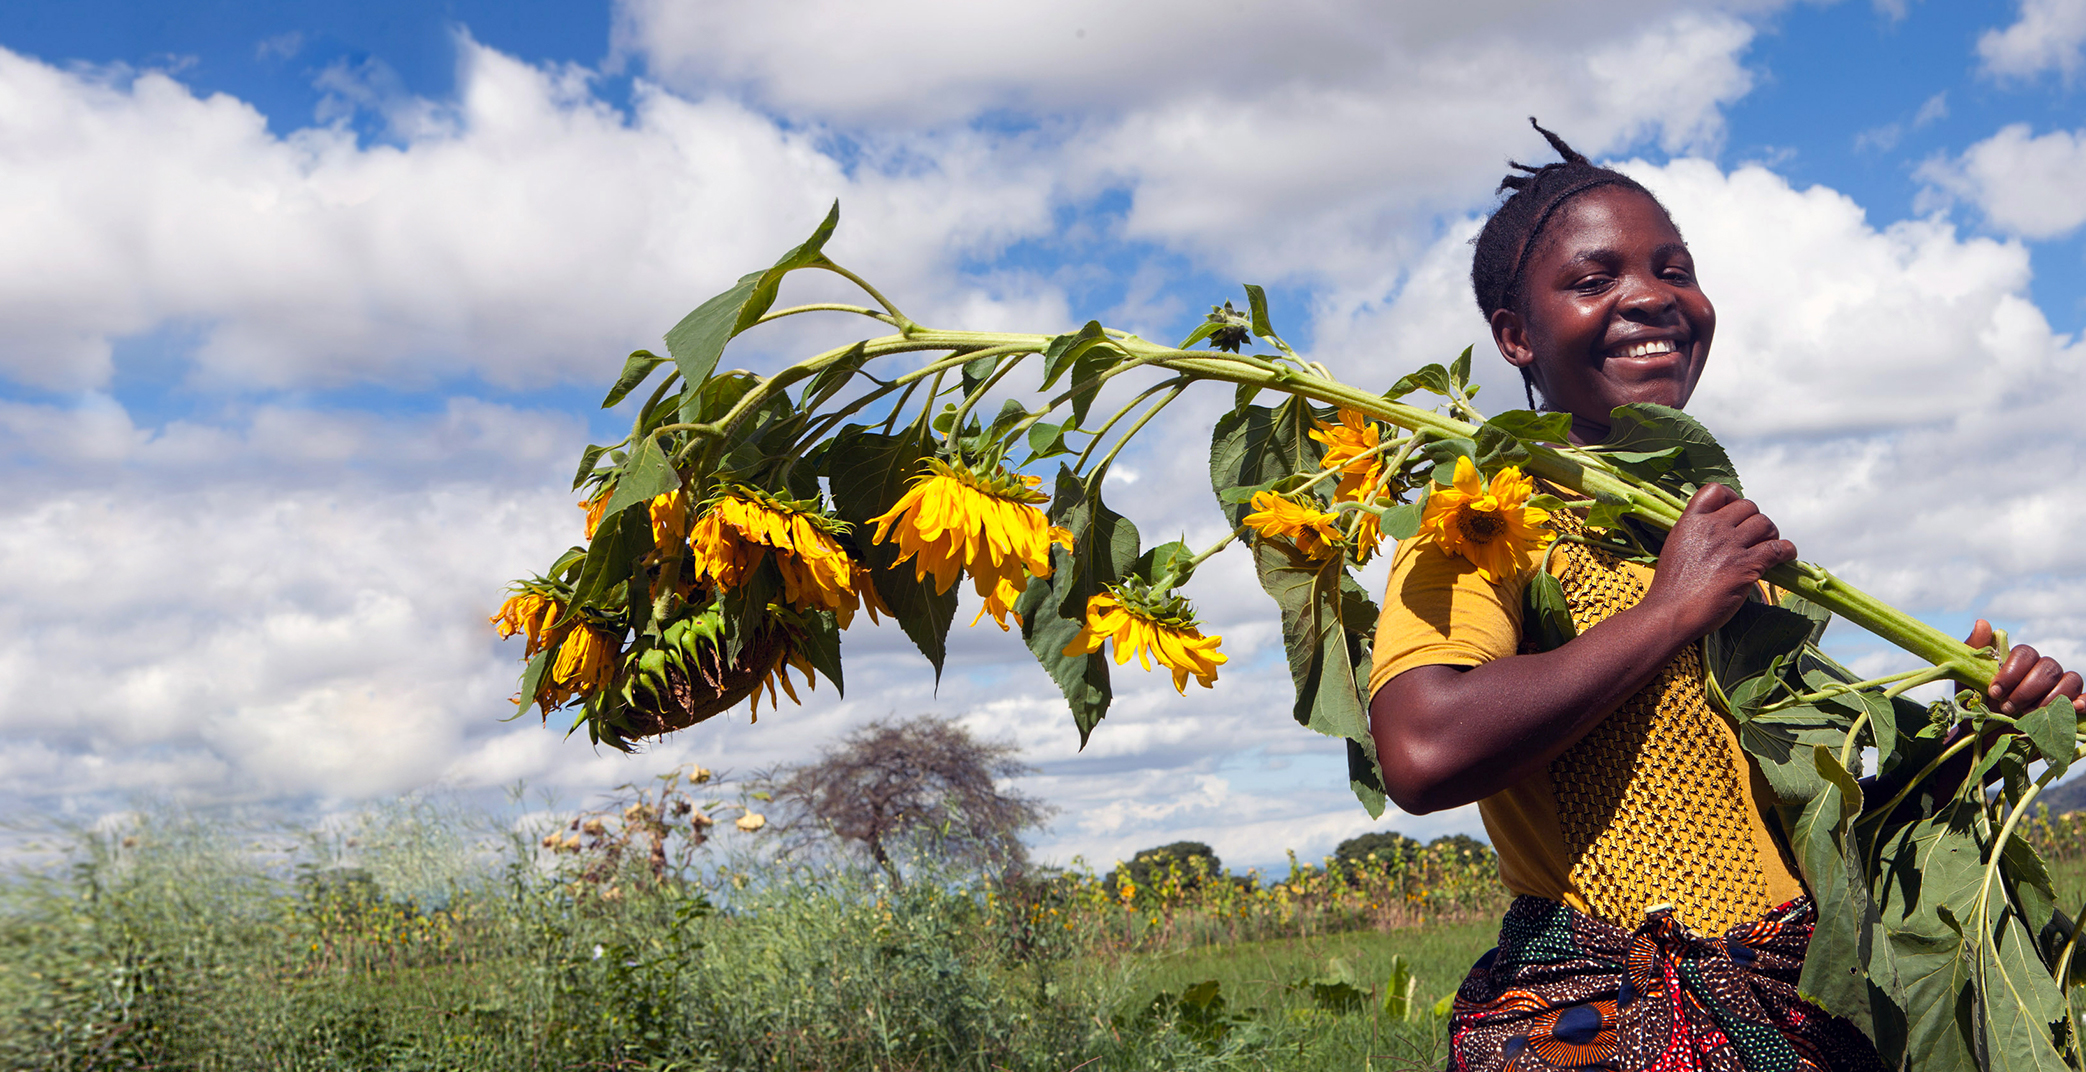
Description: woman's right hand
xmin=1639 ymin=483 xmax=1799 ymax=640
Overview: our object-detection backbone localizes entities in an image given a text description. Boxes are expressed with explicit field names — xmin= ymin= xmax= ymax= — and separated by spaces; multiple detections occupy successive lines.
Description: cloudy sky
xmin=2 ymin=0 xmax=2084 ymax=874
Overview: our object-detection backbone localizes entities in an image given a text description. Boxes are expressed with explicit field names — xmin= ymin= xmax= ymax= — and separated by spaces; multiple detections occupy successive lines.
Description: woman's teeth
xmin=1612 ymin=340 xmax=1678 ymax=359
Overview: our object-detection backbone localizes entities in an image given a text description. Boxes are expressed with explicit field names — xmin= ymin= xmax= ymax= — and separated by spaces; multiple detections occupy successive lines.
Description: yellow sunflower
xmin=548 ymin=624 xmax=617 ymax=705
xmin=647 ymin=488 xmax=691 ymax=547
xmin=1347 ymin=508 xmax=1384 ymax=566
xmin=689 ymin=491 xmax=865 ymax=625
xmin=748 ymin=642 xmax=818 ymax=723
xmin=867 ymin=459 xmax=1073 ymax=630
xmin=1242 ymin=490 xmax=1343 ymax=559
xmin=1310 ymin=408 xmax=1384 ymax=502
xmin=491 ymin=590 xmax=565 ymax=656
xmin=1416 ymin=457 xmax=1552 ymax=583
xmin=581 ymin=490 xmax=612 ymax=539
xmin=1062 ymin=592 xmax=1227 ymax=693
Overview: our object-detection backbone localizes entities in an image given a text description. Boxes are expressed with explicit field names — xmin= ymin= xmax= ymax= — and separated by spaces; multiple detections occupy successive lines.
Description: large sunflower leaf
xmin=667 ymin=202 xmax=841 ymax=418
xmin=1208 ymin=396 xmax=1329 ymax=528
xmin=1592 ymin=403 xmax=1742 ymax=497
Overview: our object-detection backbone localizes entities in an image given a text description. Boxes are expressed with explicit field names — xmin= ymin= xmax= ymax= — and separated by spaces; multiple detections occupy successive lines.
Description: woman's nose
xmin=1617 ymin=274 xmax=1676 ymax=319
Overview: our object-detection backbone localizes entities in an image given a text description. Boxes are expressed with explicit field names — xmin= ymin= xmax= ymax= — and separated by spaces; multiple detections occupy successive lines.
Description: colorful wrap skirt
xmin=1446 ymin=896 xmax=1885 ymax=1072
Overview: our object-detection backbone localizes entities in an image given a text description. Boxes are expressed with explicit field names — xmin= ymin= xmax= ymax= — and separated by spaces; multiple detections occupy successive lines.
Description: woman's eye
xmin=1573 ymin=277 xmax=1612 ymax=295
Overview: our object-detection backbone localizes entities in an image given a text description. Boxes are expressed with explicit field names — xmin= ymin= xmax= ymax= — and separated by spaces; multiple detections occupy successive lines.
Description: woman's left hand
xmin=1966 ymin=619 xmax=2085 ymax=715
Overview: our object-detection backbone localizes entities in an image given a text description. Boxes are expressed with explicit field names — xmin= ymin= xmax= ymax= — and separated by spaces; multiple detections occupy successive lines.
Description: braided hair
xmin=1471 ymin=119 xmax=1672 ymax=408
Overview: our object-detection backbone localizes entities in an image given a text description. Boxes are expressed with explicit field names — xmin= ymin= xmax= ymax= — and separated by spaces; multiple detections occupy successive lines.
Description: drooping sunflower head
xmin=647 ymin=488 xmax=692 ymax=548
xmin=1062 ymin=583 xmax=1227 ymax=693
xmin=1416 ymin=457 xmax=1553 ymax=583
xmin=581 ymin=489 xmax=613 ymax=540
xmin=868 ymin=458 xmax=1071 ymax=630
xmin=1242 ymin=490 xmax=1344 ymax=559
xmin=1310 ymin=408 xmax=1384 ymax=503
xmin=688 ymin=487 xmax=863 ymax=624
xmin=492 ymin=587 xmax=567 ymax=656
xmin=548 ymin=623 xmax=618 ymax=705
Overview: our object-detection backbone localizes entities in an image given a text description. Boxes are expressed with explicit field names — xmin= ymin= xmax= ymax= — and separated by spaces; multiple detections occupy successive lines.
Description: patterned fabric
xmin=1447 ymin=896 xmax=1884 ymax=1072
xmin=1541 ymin=511 xmax=1775 ymax=935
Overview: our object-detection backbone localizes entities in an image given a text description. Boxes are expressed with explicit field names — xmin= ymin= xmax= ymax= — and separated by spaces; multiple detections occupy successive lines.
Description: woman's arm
xmin=1369 ymin=483 xmax=1796 ymax=814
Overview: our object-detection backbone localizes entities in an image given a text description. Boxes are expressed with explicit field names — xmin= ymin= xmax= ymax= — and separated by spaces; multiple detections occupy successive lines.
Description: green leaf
xmin=961 ymin=352 xmax=997 ymax=395
xmin=1385 ymin=363 xmax=1452 ymax=401
xmin=1791 ymin=744 xmax=1902 ymax=1048
xmin=1481 ymin=409 xmax=1574 ymax=445
xmin=1592 ymin=403 xmax=1743 ymax=496
xmin=2015 ymin=697 xmax=2076 ymax=783
xmin=599 ymin=437 xmax=682 ymax=518
xmin=1132 ymin=540 xmax=1195 ymax=587
xmin=1448 ymin=346 xmax=1472 ymax=392
xmin=512 ymin=649 xmax=553 ymax=721
xmin=562 ymin=507 xmax=648 ymax=626
xmin=825 ymin=427 xmax=959 ymax=679
xmin=1874 ymin=804 xmax=1987 ymax=1072
xmin=1346 ymin=737 xmax=1387 ymax=819
xmin=602 ymin=349 xmax=669 ymax=409
xmin=1017 ymin=468 xmax=1141 ymax=746
xmin=1702 ymin=599 xmax=1814 ymax=710
xmin=663 ymin=201 xmax=841 ymax=398
xmin=1039 ymin=321 xmax=1122 ymax=427
xmin=1242 ymin=283 xmax=1275 ymax=338
xmin=1247 ymin=540 xmax=1376 ymax=741
xmin=1024 ymin=419 xmax=1071 ymax=463
xmin=1380 ymin=500 xmax=1425 ymax=542
xmin=1176 ymin=319 xmax=1221 ymax=350
xmin=1970 ymin=907 xmax=2070 ymax=1072
xmin=1207 ymin=397 xmax=1328 ymax=529
xmin=1738 ymin=704 xmax=1855 ymax=805
xmin=792 ymin=609 xmax=844 ymax=696
xmin=1524 ymin=571 xmax=1575 ymax=652
xmin=572 ymin=444 xmax=609 ymax=491
xmin=1040 ymin=321 xmax=1112 ymax=389
xmin=1381 ymin=954 xmax=1415 ymax=1020
xmin=1419 ymin=436 xmax=1479 ymax=487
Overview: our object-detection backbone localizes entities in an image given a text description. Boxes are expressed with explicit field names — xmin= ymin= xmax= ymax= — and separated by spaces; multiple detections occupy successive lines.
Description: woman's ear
xmin=1490 ymin=307 xmax=1536 ymax=370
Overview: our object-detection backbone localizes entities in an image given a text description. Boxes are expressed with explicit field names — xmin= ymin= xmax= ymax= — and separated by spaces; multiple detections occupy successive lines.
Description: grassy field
xmin=6 ymin=790 xmax=2082 ymax=1072
xmin=0 ymin=790 xmax=1507 ymax=1072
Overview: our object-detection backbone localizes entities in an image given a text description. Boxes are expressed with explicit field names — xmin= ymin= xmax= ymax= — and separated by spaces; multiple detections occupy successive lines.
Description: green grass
xmin=1105 ymin=920 xmax=1494 ymax=1016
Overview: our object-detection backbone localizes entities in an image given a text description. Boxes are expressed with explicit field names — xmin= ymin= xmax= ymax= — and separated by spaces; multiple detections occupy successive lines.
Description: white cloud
xmin=1977 ymin=0 xmax=2086 ymax=81
xmin=1917 ymin=123 xmax=2086 ymax=240
xmin=0 ymin=37 xmax=1058 ymax=393
xmin=621 ymin=1 xmax=1767 ymax=282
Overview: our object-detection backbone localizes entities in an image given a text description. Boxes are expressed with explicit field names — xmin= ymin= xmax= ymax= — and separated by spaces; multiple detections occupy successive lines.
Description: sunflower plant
xmin=495 ymin=205 xmax=2086 ymax=1070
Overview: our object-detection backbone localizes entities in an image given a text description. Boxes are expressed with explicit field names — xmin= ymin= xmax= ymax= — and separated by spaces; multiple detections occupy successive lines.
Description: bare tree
xmin=763 ymin=715 xmax=1053 ymax=885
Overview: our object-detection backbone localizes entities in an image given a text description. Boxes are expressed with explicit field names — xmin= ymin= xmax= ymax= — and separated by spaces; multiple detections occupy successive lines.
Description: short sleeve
xmin=1368 ymin=536 xmax=1527 ymax=697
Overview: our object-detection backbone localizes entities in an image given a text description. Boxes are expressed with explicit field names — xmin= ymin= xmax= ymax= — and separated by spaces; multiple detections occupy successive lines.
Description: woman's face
xmin=1489 ymin=185 xmax=1715 ymax=446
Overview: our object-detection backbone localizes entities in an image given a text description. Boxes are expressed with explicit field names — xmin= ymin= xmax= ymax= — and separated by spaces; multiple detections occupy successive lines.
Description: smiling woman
xmin=1371 ymin=122 xmax=2083 ymax=1072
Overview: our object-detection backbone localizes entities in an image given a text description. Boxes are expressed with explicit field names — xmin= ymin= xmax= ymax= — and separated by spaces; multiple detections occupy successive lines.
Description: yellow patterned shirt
xmin=1368 ymin=511 xmax=1805 ymax=936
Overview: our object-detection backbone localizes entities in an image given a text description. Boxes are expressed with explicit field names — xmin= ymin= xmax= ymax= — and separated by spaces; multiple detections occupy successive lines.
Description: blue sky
xmin=1 ymin=0 xmax=2083 ymax=872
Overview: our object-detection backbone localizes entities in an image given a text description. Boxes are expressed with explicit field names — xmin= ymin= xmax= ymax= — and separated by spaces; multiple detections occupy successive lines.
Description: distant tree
xmin=1108 ymin=841 xmax=1224 ymax=891
xmin=763 ymin=715 xmax=1053 ymax=885
xmin=1334 ymin=831 xmax=1422 ymax=871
